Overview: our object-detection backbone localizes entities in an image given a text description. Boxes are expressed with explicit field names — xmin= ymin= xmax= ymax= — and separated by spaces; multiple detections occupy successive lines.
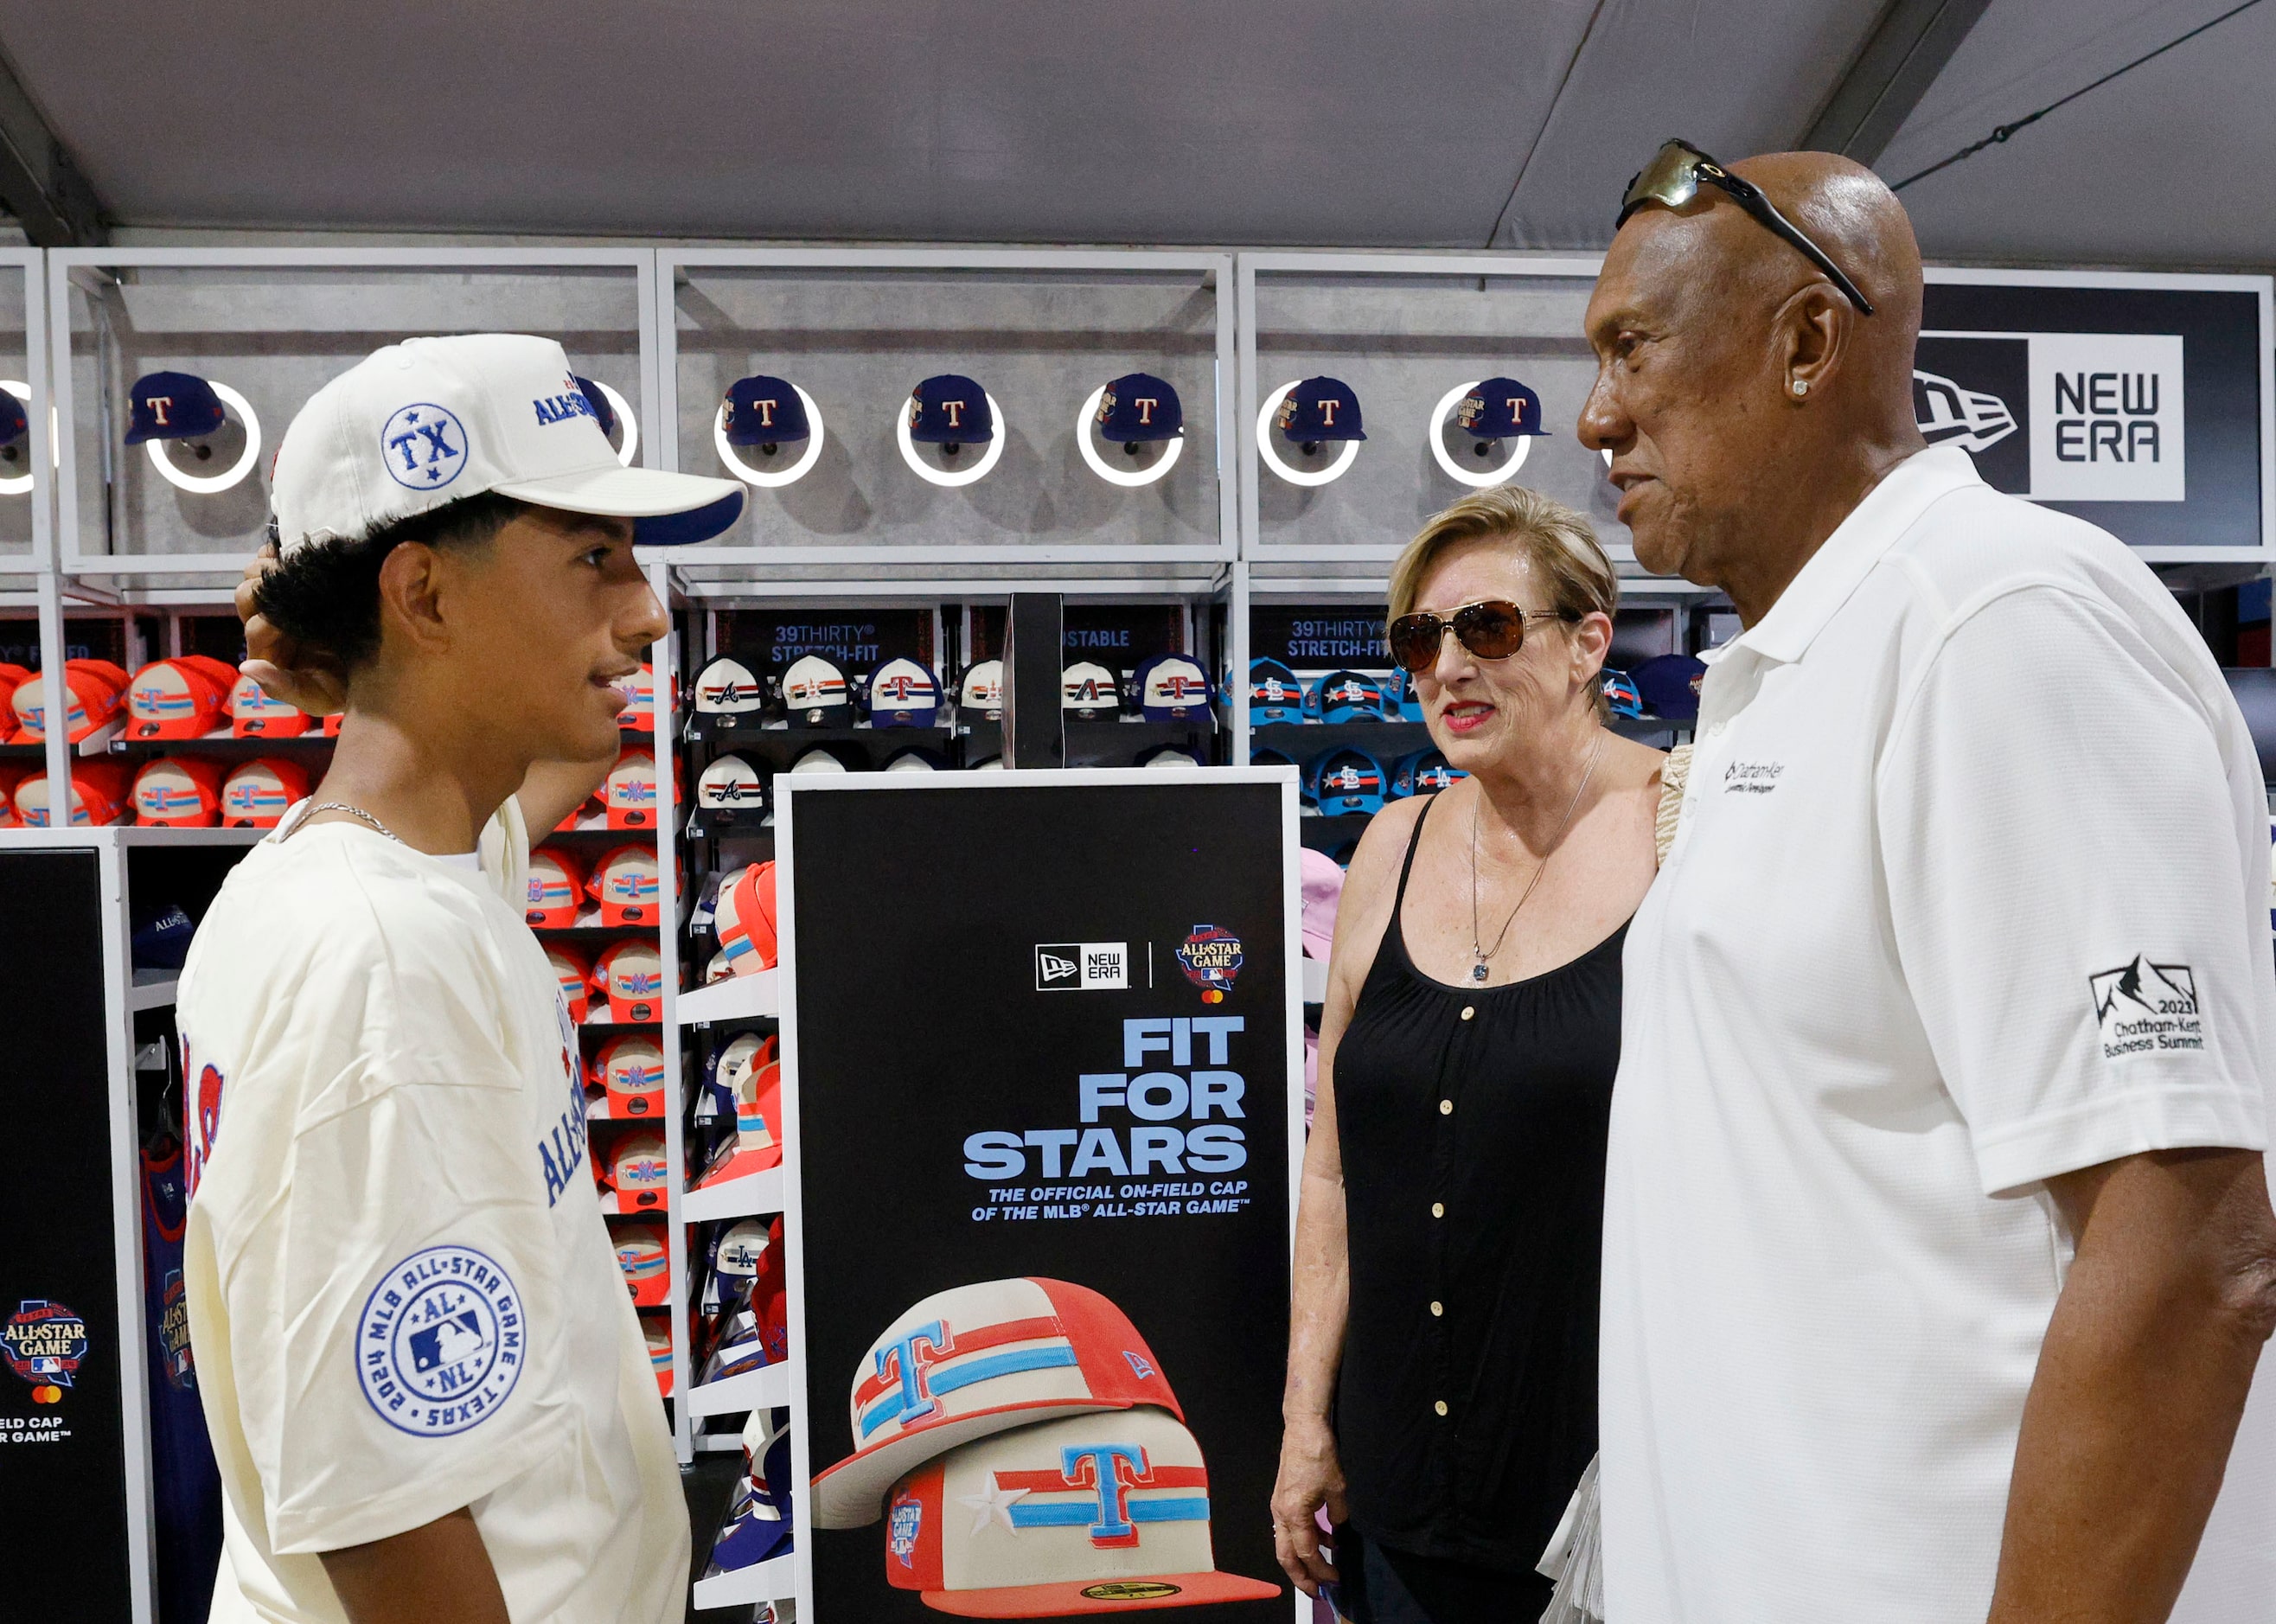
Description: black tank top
xmin=1332 ymin=791 xmax=1624 ymax=1571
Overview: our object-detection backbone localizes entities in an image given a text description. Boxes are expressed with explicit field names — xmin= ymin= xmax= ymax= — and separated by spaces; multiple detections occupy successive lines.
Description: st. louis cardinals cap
xmin=1312 ymin=670 xmax=1390 ymax=724
xmin=132 ymin=756 xmax=224 ymax=828
xmin=694 ymin=655 xmax=767 ymax=727
xmin=590 ymin=842 xmax=662 ymax=928
xmin=526 ymin=846 xmax=586 ymax=928
xmin=1062 ymin=662 xmax=1121 ymax=720
xmin=1453 ymin=376 xmax=1550 ymax=440
xmin=1312 ymin=748 xmax=1386 ymax=815
xmin=605 ymin=746 xmax=662 ymax=829
xmin=882 ymin=1406 xmax=1280 ymax=1615
xmin=782 ymin=654 xmax=851 ymax=726
xmin=604 ymin=1129 xmax=670 ymax=1211
xmin=1247 ymin=659 xmax=1304 ymax=724
xmin=592 ymin=937 xmax=665 ymax=1023
xmin=724 ymin=375 xmax=811 ymax=447
xmin=126 ymin=656 xmax=233 ymax=740
xmin=869 ymin=657 xmax=942 ymax=729
xmin=713 ymin=861 xmax=778 ymax=976
xmin=595 ymin=1033 xmax=667 ymax=1121
xmin=815 ymin=1277 xmax=1183 ymax=1530
xmin=909 ymin=375 xmax=994 ymax=445
xmin=268 ymin=334 xmax=743 ymax=557
xmin=614 ymin=1218 xmax=671 ymax=1308
xmin=228 ymin=670 xmax=311 ymax=738
xmin=546 ymin=944 xmax=591 ymax=1023
xmin=1275 ymin=376 xmax=1365 ymax=444
xmin=1134 ymin=655 xmax=1211 ymax=723
xmin=126 ymin=372 xmax=227 ymax=444
xmin=958 ymin=659 xmax=1005 ymax=721
xmin=1096 ymin=374 xmax=1183 ymax=445
xmin=1633 ymin=652 xmax=1706 ymax=719
xmin=223 ymin=758 xmax=310 ymax=828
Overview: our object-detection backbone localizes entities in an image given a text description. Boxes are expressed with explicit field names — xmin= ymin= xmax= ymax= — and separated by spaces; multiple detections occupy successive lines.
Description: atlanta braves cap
xmin=268 ymin=334 xmax=743 ymax=557
xmin=1248 ymin=659 xmax=1304 ymax=724
xmin=1275 ymin=376 xmax=1365 ymax=444
xmin=1312 ymin=747 xmax=1386 ymax=815
xmin=604 ymin=746 xmax=662 ymax=829
xmin=724 ymin=375 xmax=811 ymax=447
xmin=869 ymin=657 xmax=942 ymax=729
xmin=1096 ymin=373 xmax=1183 ymax=445
xmin=596 ymin=1033 xmax=667 ymax=1121
xmin=592 ymin=937 xmax=665 ymax=1023
xmin=1134 ymin=654 xmax=1211 ymax=723
xmin=223 ymin=758 xmax=310 ymax=828
xmin=525 ymin=846 xmax=586 ymax=928
xmin=591 ymin=841 xmax=662 ymax=928
xmin=697 ymin=754 xmax=765 ymax=814
xmin=126 ymin=657 xmax=233 ymax=740
xmin=1312 ymin=670 xmax=1390 ymax=724
xmin=1633 ymin=652 xmax=1707 ymax=719
xmin=815 ymin=1276 xmax=1184 ymax=1530
xmin=909 ymin=374 xmax=994 ymax=445
xmin=714 ymin=861 xmax=779 ymax=977
xmin=1062 ymin=662 xmax=1121 ymax=720
xmin=132 ymin=756 xmax=225 ymax=828
xmin=604 ymin=1129 xmax=670 ymax=1211
xmin=1599 ymin=668 xmax=1644 ymax=719
xmin=958 ymin=659 xmax=1005 ymax=721
xmin=126 ymin=371 xmax=227 ymax=444
xmin=1453 ymin=376 xmax=1550 ymax=440
xmin=882 ymin=1406 xmax=1280 ymax=1616
xmin=227 ymin=670 xmax=311 ymax=738
xmin=546 ymin=943 xmax=592 ymax=1023
xmin=694 ymin=656 xmax=767 ymax=727
xmin=782 ymin=654 xmax=851 ymax=727
xmin=614 ymin=1217 xmax=670 ymax=1307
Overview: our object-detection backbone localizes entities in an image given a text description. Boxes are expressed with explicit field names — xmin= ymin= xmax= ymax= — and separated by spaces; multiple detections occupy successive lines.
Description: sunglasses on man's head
xmin=1387 ymin=600 xmax=1577 ymax=674
xmin=1617 ymin=138 xmax=1875 ymax=316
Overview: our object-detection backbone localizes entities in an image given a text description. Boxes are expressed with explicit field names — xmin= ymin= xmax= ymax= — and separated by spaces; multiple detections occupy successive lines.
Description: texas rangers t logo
xmin=1060 ymin=1443 xmax=1148 ymax=1546
xmin=879 ymin=1320 xmax=954 ymax=1426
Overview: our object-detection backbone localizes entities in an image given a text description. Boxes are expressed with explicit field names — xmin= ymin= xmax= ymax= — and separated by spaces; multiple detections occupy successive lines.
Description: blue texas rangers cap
xmin=0 ymin=392 xmax=24 ymax=448
xmin=1633 ymin=652 xmax=1707 ymax=719
xmin=1454 ymin=376 xmax=1550 ymax=439
xmin=1313 ymin=747 xmax=1386 ymax=815
xmin=1249 ymin=658 xmax=1305 ymax=724
xmin=126 ymin=371 xmax=227 ymax=444
xmin=725 ymin=375 xmax=811 ymax=447
xmin=1275 ymin=376 xmax=1366 ymax=444
xmin=1313 ymin=668 xmax=1391 ymax=723
xmin=1096 ymin=373 xmax=1183 ymax=444
xmin=1600 ymin=668 xmax=1645 ymax=719
xmin=573 ymin=376 xmax=617 ymax=438
xmin=1135 ymin=652 xmax=1212 ymax=722
xmin=908 ymin=374 xmax=993 ymax=445
xmin=866 ymin=657 xmax=941 ymax=729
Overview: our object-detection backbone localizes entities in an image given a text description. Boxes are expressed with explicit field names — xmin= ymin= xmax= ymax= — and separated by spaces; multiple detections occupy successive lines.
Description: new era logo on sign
xmin=1035 ymin=943 xmax=1129 ymax=992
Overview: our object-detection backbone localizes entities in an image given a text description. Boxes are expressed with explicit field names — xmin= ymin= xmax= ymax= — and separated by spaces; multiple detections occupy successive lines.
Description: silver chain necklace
xmin=304 ymin=802 xmax=406 ymax=846
xmin=1468 ymin=728 xmax=1606 ymax=983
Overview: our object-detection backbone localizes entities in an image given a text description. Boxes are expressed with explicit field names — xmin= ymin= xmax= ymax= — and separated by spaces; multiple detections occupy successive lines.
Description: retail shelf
xmin=677 ymin=970 xmax=778 ymax=1026
xmin=101 ymin=731 xmax=334 ymax=756
xmin=683 ymin=1166 xmax=784 ymax=1224
xmin=595 ymin=1189 xmax=671 ymax=1218
xmin=128 ymin=972 xmax=180 ymax=1011
xmin=684 ymin=1359 xmax=794 ymax=1418
xmin=1301 ymin=957 xmax=1327 ymax=1004
xmin=693 ymin=1432 xmax=747 ymax=1454
xmin=691 ymin=1551 xmax=795 ymax=1613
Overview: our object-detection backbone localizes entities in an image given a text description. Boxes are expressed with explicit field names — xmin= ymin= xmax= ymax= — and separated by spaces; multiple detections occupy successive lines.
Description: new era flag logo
xmin=1036 ymin=943 xmax=1129 ymax=992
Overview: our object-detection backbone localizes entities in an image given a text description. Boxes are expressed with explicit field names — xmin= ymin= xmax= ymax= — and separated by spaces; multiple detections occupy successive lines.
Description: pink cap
xmin=1299 ymin=847 xmax=1345 ymax=962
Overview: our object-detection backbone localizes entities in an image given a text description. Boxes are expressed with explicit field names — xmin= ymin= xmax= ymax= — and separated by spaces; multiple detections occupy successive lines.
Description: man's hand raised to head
xmin=237 ymin=544 xmax=348 ymax=719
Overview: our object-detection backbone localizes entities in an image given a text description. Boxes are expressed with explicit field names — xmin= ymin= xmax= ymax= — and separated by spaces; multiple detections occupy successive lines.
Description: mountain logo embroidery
xmin=2089 ymin=956 xmax=2203 ymax=1061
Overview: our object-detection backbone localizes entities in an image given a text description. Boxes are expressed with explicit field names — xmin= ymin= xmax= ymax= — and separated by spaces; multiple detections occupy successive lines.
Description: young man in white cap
xmin=176 ymin=334 xmax=742 ymax=1624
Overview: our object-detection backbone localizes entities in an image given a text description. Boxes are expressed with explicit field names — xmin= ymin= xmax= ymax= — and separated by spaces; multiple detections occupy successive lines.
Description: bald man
xmin=1582 ymin=146 xmax=2276 ymax=1622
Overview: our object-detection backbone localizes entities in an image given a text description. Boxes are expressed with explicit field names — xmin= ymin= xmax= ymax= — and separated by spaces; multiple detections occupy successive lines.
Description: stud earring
xmin=1792 ymin=380 xmax=1809 ymax=397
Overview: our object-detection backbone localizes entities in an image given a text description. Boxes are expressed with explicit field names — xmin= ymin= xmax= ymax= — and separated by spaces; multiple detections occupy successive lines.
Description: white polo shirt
xmin=1602 ymin=446 xmax=2276 ymax=1622
xmin=177 ymin=798 xmax=686 ymax=1624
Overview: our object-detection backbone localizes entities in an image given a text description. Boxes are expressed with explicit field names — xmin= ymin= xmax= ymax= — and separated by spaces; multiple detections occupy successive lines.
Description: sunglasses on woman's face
xmin=1387 ymin=600 xmax=1577 ymax=674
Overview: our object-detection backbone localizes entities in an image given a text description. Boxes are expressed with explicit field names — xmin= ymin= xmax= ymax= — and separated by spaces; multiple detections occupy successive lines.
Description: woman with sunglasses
xmin=1271 ymin=484 xmax=1665 ymax=1624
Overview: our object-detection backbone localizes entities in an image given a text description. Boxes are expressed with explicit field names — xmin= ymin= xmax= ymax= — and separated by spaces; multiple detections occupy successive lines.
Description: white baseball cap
xmin=271 ymin=333 xmax=743 ymax=555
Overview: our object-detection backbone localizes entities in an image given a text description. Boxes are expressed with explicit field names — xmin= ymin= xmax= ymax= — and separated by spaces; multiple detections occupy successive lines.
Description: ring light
xmin=714 ymin=384 xmax=826 ymax=488
xmin=1428 ymin=380 xmax=1532 ymax=488
xmin=146 ymin=380 xmax=261 ymax=495
xmin=1256 ymin=380 xmax=1359 ymax=488
xmin=1076 ymin=385 xmax=1182 ymax=488
xmin=897 ymin=391 xmax=1006 ymax=488
xmin=0 ymin=381 xmax=31 ymax=496
xmin=592 ymin=380 xmax=638 ymax=466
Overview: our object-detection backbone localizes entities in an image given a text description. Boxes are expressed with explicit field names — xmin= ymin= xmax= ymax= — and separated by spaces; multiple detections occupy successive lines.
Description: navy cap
xmin=1391 ymin=748 xmax=1467 ymax=798
xmin=908 ymin=374 xmax=993 ymax=445
xmin=1249 ymin=658 xmax=1305 ymax=724
xmin=1600 ymin=668 xmax=1645 ymax=719
xmin=1135 ymin=653 xmax=1212 ymax=722
xmin=725 ymin=376 xmax=811 ymax=447
xmin=1314 ymin=669 xmax=1391 ymax=723
xmin=1096 ymin=374 xmax=1183 ymax=444
xmin=0 ymin=392 xmax=24 ymax=448
xmin=1634 ymin=652 xmax=1707 ymax=719
xmin=1275 ymin=377 xmax=1365 ymax=444
xmin=866 ymin=657 xmax=941 ymax=729
xmin=573 ymin=376 xmax=617 ymax=438
xmin=1313 ymin=747 xmax=1387 ymax=815
xmin=1453 ymin=377 xmax=1550 ymax=439
xmin=126 ymin=371 xmax=227 ymax=444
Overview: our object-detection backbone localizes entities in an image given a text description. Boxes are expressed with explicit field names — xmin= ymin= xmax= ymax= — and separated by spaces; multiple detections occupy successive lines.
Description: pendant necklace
xmin=1468 ymin=728 xmax=1605 ymax=983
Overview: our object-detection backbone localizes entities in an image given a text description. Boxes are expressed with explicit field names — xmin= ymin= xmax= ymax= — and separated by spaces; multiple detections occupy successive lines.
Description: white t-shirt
xmin=177 ymin=797 xmax=685 ymax=1624
xmin=1603 ymin=447 xmax=2276 ymax=1622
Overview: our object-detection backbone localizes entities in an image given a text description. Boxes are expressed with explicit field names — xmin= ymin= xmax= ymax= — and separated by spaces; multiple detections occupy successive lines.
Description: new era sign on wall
xmin=1915 ymin=271 xmax=2271 ymax=557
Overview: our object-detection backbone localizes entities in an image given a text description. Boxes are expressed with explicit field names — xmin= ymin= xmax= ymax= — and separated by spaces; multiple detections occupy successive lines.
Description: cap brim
xmin=815 ymin=1399 xmax=1135 ymax=1529
xmin=491 ymin=463 xmax=745 ymax=546
xmin=923 ymin=1570 xmax=1282 ymax=1616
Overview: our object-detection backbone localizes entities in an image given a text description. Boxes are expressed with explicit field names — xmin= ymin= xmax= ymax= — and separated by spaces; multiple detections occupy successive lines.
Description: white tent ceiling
xmin=0 ymin=0 xmax=2267 ymax=267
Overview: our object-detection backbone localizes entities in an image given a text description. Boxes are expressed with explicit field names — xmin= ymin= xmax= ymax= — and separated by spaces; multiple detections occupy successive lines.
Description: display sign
xmin=1249 ymin=607 xmax=1386 ymax=669
xmin=1918 ymin=270 xmax=2272 ymax=555
xmin=782 ymin=771 xmax=1299 ymax=1621
xmin=725 ymin=609 xmax=936 ymax=675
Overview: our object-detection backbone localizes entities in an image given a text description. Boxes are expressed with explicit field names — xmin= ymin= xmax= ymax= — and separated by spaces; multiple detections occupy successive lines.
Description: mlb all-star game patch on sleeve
xmin=1878 ymin=584 xmax=2273 ymax=1198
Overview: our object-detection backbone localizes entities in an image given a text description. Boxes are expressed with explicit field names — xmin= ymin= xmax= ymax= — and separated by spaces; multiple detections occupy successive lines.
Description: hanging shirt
xmin=1602 ymin=446 xmax=2276 ymax=1621
xmin=143 ymin=1139 xmax=223 ymax=1624
xmin=176 ymin=797 xmax=685 ymax=1624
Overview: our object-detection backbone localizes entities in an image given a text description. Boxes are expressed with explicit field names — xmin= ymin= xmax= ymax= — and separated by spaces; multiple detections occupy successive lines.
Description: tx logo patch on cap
xmin=380 ymin=403 xmax=468 ymax=490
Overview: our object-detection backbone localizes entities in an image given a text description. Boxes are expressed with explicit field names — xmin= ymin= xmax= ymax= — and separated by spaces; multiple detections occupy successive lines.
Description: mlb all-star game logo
xmin=355 ymin=1244 xmax=525 ymax=1437
xmin=889 ymin=1493 xmax=924 ymax=1569
xmin=2090 ymin=956 xmax=2204 ymax=1061
xmin=1175 ymin=925 xmax=1243 ymax=1005
xmin=3 ymin=1299 xmax=89 ymax=1402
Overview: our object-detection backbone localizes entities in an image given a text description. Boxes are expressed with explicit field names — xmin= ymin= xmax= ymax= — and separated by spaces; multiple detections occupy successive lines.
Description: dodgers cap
xmin=883 ymin=1407 xmax=1281 ymax=1615
xmin=1391 ymin=747 xmax=1467 ymax=798
xmin=1313 ymin=747 xmax=1386 ymax=815
xmin=1248 ymin=659 xmax=1304 ymax=724
xmin=868 ymin=657 xmax=942 ymax=729
xmin=724 ymin=375 xmax=811 ymax=446
xmin=1096 ymin=373 xmax=1183 ymax=445
xmin=1134 ymin=654 xmax=1211 ymax=723
xmin=958 ymin=659 xmax=1004 ymax=721
xmin=1061 ymin=661 xmax=1121 ymax=720
xmin=909 ymin=374 xmax=994 ymax=445
xmin=269 ymin=334 xmax=743 ymax=557
xmin=126 ymin=371 xmax=227 ymax=444
xmin=1633 ymin=652 xmax=1707 ymax=719
xmin=1313 ymin=669 xmax=1390 ymax=724
xmin=781 ymin=654 xmax=851 ymax=726
xmin=815 ymin=1276 xmax=1185 ymax=1529
xmin=1453 ymin=376 xmax=1550 ymax=439
xmin=1275 ymin=376 xmax=1365 ymax=444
